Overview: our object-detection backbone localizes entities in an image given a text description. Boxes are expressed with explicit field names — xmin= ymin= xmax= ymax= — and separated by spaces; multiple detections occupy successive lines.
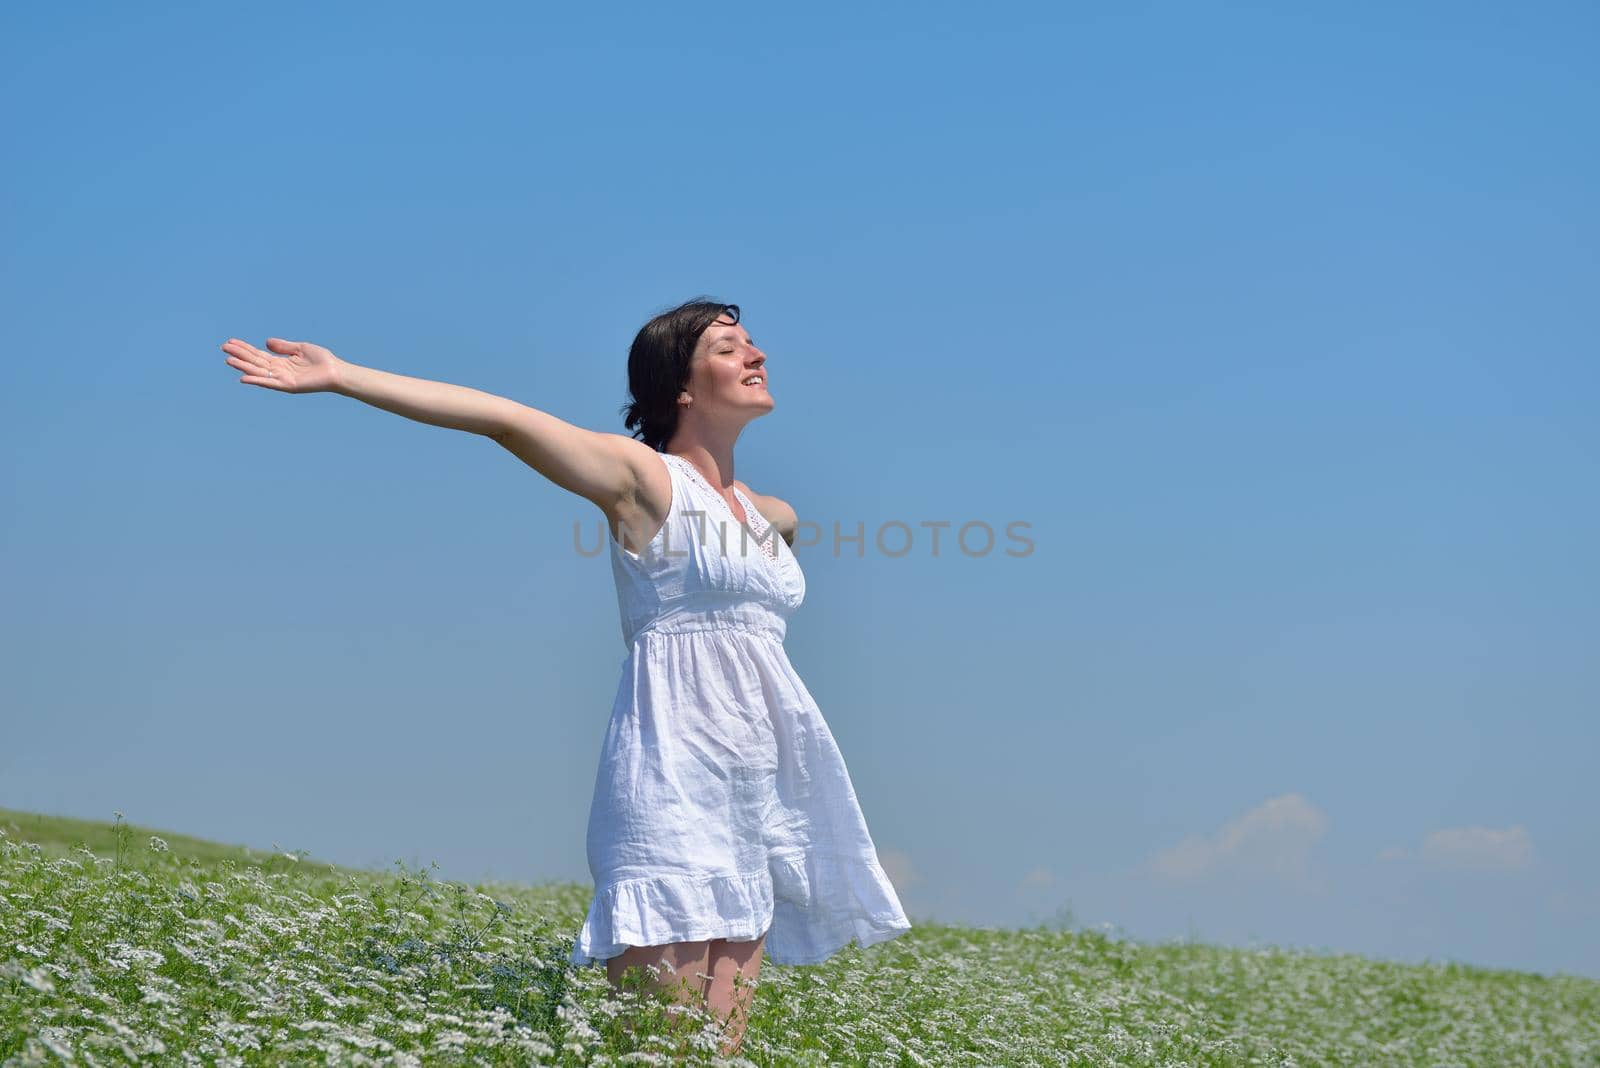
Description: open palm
xmin=220 ymin=337 xmax=344 ymax=394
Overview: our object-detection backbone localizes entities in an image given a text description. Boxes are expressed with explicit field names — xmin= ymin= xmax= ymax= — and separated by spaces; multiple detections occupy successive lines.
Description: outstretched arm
xmin=334 ymin=359 xmax=517 ymax=437
xmin=219 ymin=336 xmax=649 ymax=510
xmin=222 ymin=336 xmax=515 ymax=434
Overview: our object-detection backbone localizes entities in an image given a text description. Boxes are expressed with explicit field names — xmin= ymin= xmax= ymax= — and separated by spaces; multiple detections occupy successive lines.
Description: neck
xmin=666 ymin=432 xmax=740 ymax=487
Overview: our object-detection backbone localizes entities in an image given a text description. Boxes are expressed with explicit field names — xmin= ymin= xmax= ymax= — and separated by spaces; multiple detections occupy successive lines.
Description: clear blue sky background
xmin=3 ymin=3 xmax=1596 ymax=980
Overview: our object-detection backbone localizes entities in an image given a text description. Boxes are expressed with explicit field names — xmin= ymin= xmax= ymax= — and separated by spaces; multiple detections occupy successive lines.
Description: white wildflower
xmin=23 ymin=967 xmax=56 ymax=994
xmin=104 ymin=942 xmax=166 ymax=971
xmin=37 ymin=1027 xmax=74 ymax=1059
xmin=431 ymin=1029 xmax=472 ymax=1052
xmin=23 ymin=909 xmax=70 ymax=933
xmin=140 ymin=982 xmax=181 ymax=1007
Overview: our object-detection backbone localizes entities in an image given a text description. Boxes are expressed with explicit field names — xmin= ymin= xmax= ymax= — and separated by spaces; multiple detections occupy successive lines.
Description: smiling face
xmin=680 ymin=313 xmax=774 ymax=420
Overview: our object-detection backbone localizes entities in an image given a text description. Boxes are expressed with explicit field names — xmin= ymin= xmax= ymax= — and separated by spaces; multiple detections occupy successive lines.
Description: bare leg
xmin=704 ymin=931 xmax=767 ymax=1056
xmin=604 ymin=939 xmax=712 ymax=1042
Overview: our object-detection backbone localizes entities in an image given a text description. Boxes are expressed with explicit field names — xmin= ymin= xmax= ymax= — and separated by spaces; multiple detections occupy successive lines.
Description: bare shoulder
xmin=734 ymin=478 xmax=799 ymax=546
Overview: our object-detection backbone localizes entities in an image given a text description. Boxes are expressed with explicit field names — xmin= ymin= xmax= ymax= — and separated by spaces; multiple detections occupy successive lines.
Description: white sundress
xmin=570 ymin=450 xmax=912 ymax=967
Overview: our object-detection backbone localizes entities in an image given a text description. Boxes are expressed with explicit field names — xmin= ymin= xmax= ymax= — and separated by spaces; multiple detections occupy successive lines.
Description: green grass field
xmin=3 ymin=806 xmax=1596 ymax=1065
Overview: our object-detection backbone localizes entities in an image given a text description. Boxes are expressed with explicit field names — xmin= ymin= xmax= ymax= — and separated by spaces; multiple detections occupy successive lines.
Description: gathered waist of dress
xmin=628 ymin=598 xmax=788 ymax=646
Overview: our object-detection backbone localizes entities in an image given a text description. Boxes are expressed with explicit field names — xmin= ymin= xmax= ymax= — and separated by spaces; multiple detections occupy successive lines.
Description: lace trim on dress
xmin=662 ymin=453 xmax=780 ymax=562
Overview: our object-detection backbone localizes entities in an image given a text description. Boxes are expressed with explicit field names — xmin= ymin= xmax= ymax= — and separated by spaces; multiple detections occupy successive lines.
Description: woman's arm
xmin=334 ymin=361 xmax=514 ymax=436
xmin=221 ymin=335 xmax=648 ymax=510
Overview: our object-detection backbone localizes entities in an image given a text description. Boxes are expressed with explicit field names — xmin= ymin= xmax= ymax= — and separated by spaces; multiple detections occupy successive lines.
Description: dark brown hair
xmin=620 ymin=297 xmax=740 ymax=452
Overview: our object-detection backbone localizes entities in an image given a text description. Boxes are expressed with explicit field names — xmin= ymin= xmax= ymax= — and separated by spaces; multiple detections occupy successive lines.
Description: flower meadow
xmin=2 ymin=809 xmax=1596 ymax=1066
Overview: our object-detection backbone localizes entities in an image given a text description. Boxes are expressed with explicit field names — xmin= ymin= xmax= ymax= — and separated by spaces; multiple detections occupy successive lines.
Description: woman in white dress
xmin=219 ymin=298 xmax=911 ymax=1055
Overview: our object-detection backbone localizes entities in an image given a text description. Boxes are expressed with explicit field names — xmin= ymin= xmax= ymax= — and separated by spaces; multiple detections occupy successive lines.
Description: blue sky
xmin=3 ymin=2 xmax=1596 ymax=980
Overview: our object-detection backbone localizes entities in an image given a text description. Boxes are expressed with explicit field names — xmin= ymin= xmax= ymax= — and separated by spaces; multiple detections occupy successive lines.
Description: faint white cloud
xmin=1144 ymin=793 xmax=1329 ymax=889
xmin=1020 ymin=867 xmax=1057 ymax=891
xmin=1376 ymin=845 xmax=1410 ymax=862
xmin=1419 ymin=825 xmax=1534 ymax=872
xmin=878 ymin=848 xmax=920 ymax=895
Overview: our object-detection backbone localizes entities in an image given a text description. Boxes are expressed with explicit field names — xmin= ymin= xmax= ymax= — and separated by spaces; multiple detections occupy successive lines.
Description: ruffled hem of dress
xmin=570 ymin=852 xmax=912 ymax=968
xmin=763 ymin=850 xmax=912 ymax=965
xmin=569 ymin=869 xmax=776 ymax=967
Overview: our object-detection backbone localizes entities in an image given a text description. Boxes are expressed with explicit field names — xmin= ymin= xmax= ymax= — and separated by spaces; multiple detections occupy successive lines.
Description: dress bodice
xmin=609 ymin=451 xmax=806 ymax=647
